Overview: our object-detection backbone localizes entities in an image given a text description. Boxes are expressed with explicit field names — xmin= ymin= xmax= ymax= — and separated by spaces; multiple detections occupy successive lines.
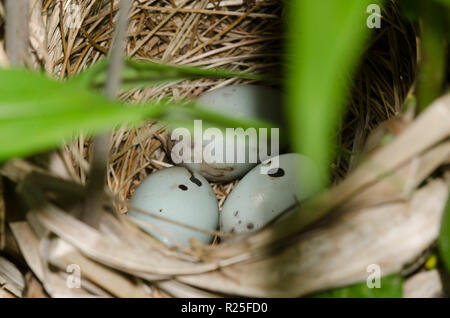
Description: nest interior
xmin=2 ymin=0 xmax=438 ymax=298
xmin=34 ymin=0 xmax=417 ymax=209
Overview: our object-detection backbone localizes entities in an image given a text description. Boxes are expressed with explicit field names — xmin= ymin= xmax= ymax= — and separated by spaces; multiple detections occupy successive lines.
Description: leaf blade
xmin=311 ymin=274 xmax=403 ymax=298
xmin=286 ymin=0 xmax=380 ymax=186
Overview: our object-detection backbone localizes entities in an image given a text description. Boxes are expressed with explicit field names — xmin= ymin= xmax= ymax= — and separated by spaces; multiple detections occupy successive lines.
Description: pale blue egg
xmin=172 ymin=85 xmax=284 ymax=183
xmin=220 ymin=154 xmax=321 ymax=236
xmin=129 ymin=167 xmax=219 ymax=246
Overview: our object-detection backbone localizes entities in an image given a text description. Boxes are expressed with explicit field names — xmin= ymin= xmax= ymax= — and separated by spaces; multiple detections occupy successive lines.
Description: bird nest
xmin=1 ymin=0 xmax=449 ymax=298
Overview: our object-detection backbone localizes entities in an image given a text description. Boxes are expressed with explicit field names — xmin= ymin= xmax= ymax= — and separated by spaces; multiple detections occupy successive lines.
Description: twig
xmin=172 ymin=3 xmax=262 ymax=63
xmin=141 ymin=5 xmax=278 ymax=19
xmin=105 ymin=0 xmax=132 ymax=98
xmin=58 ymin=0 xmax=70 ymax=78
xmin=5 ymin=0 xmax=29 ymax=66
xmin=130 ymin=0 xmax=190 ymax=57
xmin=3 ymin=0 xmax=29 ymax=249
xmin=110 ymin=195 xmax=234 ymax=238
xmin=79 ymin=27 xmax=109 ymax=55
xmin=82 ymin=0 xmax=132 ymax=228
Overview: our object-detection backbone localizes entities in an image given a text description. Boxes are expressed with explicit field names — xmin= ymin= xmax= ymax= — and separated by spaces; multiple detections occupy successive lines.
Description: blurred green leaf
xmin=0 ymin=68 xmax=274 ymax=162
xmin=399 ymin=0 xmax=421 ymax=21
xmin=165 ymin=101 xmax=277 ymax=131
xmin=400 ymin=0 xmax=450 ymax=22
xmin=434 ymin=0 xmax=450 ymax=8
xmin=438 ymin=195 xmax=450 ymax=273
xmin=0 ymin=68 xmax=163 ymax=161
xmin=286 ymin=0 xmax=380 ymax=186
xmin=70 ymin=59 xmax=268 ymax=92
xmin=312 ymin=274 xmax=403 ymax=298
xmin=417 ymin=1 xmax=448 ymax=111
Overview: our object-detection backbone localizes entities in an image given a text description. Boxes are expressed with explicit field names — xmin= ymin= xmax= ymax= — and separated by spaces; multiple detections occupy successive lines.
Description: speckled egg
xmin=128 ymin=167 xmax=219 ymax=246
xmin=170 ymin=85 xmax=284 ymax=183
xmin=219 ymin=153 xmax=321 ymax=236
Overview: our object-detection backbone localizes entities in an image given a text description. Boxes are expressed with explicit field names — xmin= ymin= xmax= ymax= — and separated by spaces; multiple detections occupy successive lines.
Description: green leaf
xmin=417 ymin=1 xmax=449 ymax=111
xmin=433 ymin=0 xmax=450 ymax=8
xmin=312 ymin=274 xmax=403 ymax=298
xmin=438 ymin=194 xmax=450 ymax=273
xmin=70 ymin=59 xmax=268 ymax=92
xmin=399 ymin=0 xmax=421 ymax=21
xmin=165 ymin=101 xmax=276 ymax=131
xmin=399 ymin=0 xmax=450 ymax=22
xmin=0 ymin=68 xmax=164 ymax=161
xmin=0 ymin=68 xmax=275 ymax=162
xmin=286 ymin=0 xmax=380 ymax=187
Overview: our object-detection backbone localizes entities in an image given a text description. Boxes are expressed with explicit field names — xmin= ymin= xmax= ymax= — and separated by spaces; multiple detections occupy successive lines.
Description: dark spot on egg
xmin=178 ymin=184 xmax=188 ymax=191
xmin=268 ymin=168 xmax=285 ymax=178
xmin=238 ymin=220 xmax=242 ymax=225
xmin=159 ymin=209 xmax=163 ymax=213
xmin=247 ymin=223 xmax=254 ymax=230
xmin=189 ymin=175 xmax=202 ymax=187
xmin=230 ymin=228 xmax=235 ymax=234
xmin=234 ymin=211 xmax=239 ymax=217
xmin=186 ymin=169 xmax=202 ymax=186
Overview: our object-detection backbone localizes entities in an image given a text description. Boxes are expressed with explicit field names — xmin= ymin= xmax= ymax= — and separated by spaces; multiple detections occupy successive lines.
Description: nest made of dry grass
xmin=30 ymin=0 xmax=417 ymax=210
xmin=37 ymin=0 xmax=284 ymax=211
xmin=3 ymin=0 xmax=449 ymax=299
